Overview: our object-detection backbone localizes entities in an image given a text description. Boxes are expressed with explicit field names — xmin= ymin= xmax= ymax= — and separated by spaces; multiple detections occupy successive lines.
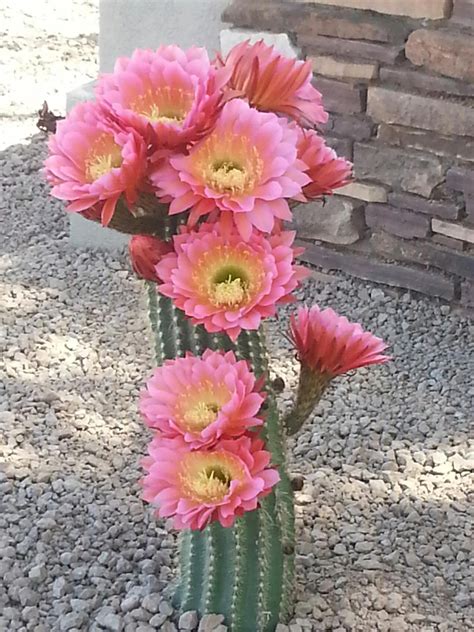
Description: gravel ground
xmin=1 ymin=2 xmax=473 ymax=631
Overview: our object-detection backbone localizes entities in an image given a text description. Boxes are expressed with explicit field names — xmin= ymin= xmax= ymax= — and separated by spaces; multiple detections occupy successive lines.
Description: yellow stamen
xmin=86 ymin=153 xmax=122 ymax=181
xmin=85 ymin=134 xmax=123 ymax=182
xmin=191 ymin=466 xmax=231 ymax=501
xmin=180 ymin=455 xmax=240 ymax=502
xmin=183 ymin=401 xmax=219 ymax=430
xmin=209 ymin=161 xmax=247 ymax=194
xmin=130 ymin=87 xmax=192 ymax=124
xmin=212 ymin=276 xmax=246 ymax=307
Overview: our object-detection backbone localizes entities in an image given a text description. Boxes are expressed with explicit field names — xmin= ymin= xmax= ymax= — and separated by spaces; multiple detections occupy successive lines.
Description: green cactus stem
xmin=285 ymin=365 xmax=330 ymax=436
xmin=145 ymin=217 xmax=295 ymax=631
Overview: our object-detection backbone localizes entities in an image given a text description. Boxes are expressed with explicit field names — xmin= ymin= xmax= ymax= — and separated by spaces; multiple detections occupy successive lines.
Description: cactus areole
xmin=46 ymin=43 xmax=389 ymax=631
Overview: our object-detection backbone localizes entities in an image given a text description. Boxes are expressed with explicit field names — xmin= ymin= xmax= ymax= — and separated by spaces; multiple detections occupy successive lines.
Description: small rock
xmin=354 ymin=541 xmax=374 ymax=553
xmin=28 ymin=564 xmax=47 ymax=583
xmin=121 ymin=595 xmax=141 ymax=613
xmin=432 ymin=451 xmax=447 ymax=465
xmin=95 ymin=608 xmax=123 ymax=632
xmin=433 ymin=461 xmax=452 ymax=475
xmin=412 ymin=451 xmax=426 ymax=465
xmin=318 ymin=579 xmax=333 ymax=594
xmin=385 ymin=592 xmax=403 ymax=613
xmin=339 ymin=608 xmax=357 ymax=628
xmin=198 ymin=614 xmax=225 ymax=631
xmin=333 ymin=544 xmax=347 ymax=555
xmin=159 ymin=600 xmax=174 ymax=616
xmin=18 ymin=587 xmax=39 ymax=606
xmin=142 ymin=593 xmax=161 ymax=614
xmin=452 ymin=454 xmax=472 ymax=473
xmin=149 ymin=613 xmax=168 ymax=627
xmin=356 ymin=557 xmax=383 ymax=571
xmin=59 ymin=612 xmax=87 ymax=631
xmin=369 ymin=479 xmax=387 ymax=497
xmin=179 ymin=611 xmax=198 ymax=630
xmin=52 ymin=577 xmax=69 ymax=598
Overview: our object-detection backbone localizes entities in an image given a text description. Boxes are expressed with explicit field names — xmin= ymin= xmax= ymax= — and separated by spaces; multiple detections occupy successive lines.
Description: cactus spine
xmin=146 ymin=216 xmax=295 ymax=631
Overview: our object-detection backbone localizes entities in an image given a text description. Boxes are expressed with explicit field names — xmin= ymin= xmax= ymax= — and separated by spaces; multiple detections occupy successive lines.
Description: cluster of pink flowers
xmin=45 ymin=41 xmax=390 ymax=531
xmin=140 ymin=350 xmax=279 ymax=530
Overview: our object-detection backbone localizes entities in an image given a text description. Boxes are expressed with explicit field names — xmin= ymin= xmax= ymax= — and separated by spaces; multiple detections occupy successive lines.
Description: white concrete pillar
xmin=68 ymin=0 xmax=229 ymax=250
xmin=99 ymin=0 xmax=230 ymax=72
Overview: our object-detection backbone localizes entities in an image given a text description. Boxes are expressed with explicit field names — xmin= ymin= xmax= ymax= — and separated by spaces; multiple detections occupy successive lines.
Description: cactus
xmin=146 ymin=218 xmax=295 ymax=632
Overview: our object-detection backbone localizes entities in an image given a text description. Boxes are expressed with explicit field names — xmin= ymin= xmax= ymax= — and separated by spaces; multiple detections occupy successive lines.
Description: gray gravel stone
xmin=95 ymin=607 xmax=123 ymax=631
xmin=198 ymin=614 xmax=225 ymax=631
xmin=179 ymin=611 xmax=199 ymax=630
xmin=59 ymin=612 xmax=87 ymax=631
xmin=27 ymin=565 xmax=47 ymax=583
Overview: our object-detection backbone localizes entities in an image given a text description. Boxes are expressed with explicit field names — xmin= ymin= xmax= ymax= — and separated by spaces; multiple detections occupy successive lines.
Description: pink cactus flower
xmin=141 ymin=434 xmax=280 ymax=530
xmin=290 ymin=305 xmax=390 ymax=378
xmin=216 ymin=39 xmax=328 ymax=127
xmin=295 ymin=128 xmax=352 ymax=201
xmin=96 ymin=46 xmax=225 ymax=150
xmin=128 ymin=235 xmax=173 ymax=281
xmin=150 ymin=98 xmax=310 ymax=240
xmin=140 ymin=349 xmax=264 ymax=448
xmin=44 ymin=101 xmax=147 ymax=226
xmin=156 ymin=221 xmax=308 ymax=341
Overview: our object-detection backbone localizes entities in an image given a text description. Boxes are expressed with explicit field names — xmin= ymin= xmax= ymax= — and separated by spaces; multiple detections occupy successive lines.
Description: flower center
xmin=182 ymin=401 xmax=220 ymax=430
xmin=209 ymin=160 xmax=247 ymax=194
xmin=211 ymin=264 xmax=249 ymax=308
xmin=194 ymin=465 xmax=232 ymax=499
xmin=179 ymin=452 xmax=244 ymax=503
xmin=85 ymin=134 xmax=122 ymax=182
xmin=213 ymin=277 xmax=246 ymax=306
xmin=176 ymin=380 xmax=231 ymax=432
xmin=130 ymin=87 xmax=193 ymax=125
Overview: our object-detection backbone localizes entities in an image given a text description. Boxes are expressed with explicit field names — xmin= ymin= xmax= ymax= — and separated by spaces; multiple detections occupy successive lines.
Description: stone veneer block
xmin=302 ymin=35 xmax=403 ymax=64
xmin=446 ymin=167 xmax=474 ymax=195
xmin=365 ymin=204 xmax=431 ymax=239
xmin=325 ymin=136 xmax=354 ymax=160
xmin=465 ymin=195 xmax=474 ymax=223
xmin=293 ymin=197 xmax=365 ymax=244
xmin=406 ymin=29 xmax=474 ymax=83
xmin=367 ymin=87 xmax=474 ymax=138
xmin=377 ymin=124 xmax=474 ymax=163
xmin=432 ymin=219 xmax=474 ymax=244
xmin=331 ymin=115 xmax=375 ymax=141
xmin=433 ymin=235 xmax=466 ymax=251
xmin=452 ymin=0 xmax=474 ymax=25
xmin=298 ymin=242 xmax=455 ymax=301
xmin=220 ymin=28 xmax=299 ymax=57
xmin=222 ymin=0 xmax=301 ymax=34
xmin=388 ymin=192 xmax=461 ymax=220
xmin=315 ymin=78 xmax=367 ymax=114
xmin=311 ymin=55 xmax=378 ymax=80
xmin=225 ymin=1 xmax=411 ymax=43
xmin=461 ymin=280 xmax=474 ymax=307
xmin=99 ymin=0 xmax=230 ymax=71
xmin=336 ymin=182 xmax=388 ymax=203
xmin=354 ymin=143 xmax=446 ymax=198
xmin=370 ymin=231 xmax=474 ymax=278
xmin=297 ymin=7 xmax=409 ymax=42
xmin=379 ymin=66 xmax=474 ymax=98
xmin=286 ymin=0 xmax=452 ymax=20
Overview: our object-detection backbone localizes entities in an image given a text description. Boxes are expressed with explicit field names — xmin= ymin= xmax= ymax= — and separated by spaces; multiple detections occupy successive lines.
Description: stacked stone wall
xmin=223 ymin=0 xmax=474 ymax=306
